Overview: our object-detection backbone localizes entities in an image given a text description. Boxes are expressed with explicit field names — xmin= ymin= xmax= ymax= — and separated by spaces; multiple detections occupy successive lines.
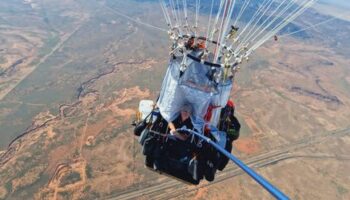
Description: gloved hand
xmin=170 ymin=129 xmax=176 ymax=135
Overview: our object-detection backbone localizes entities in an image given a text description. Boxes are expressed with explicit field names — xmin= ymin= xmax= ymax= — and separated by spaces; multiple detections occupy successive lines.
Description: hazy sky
xmin=314 ymin=0 xmax=350 ymax=21
xmin=319 ymin=0 xmax=350 ymax=8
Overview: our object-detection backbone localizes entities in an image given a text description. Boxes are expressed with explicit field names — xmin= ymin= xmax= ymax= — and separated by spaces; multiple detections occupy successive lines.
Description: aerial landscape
xmin=0 ymin=0 xmax=349 ymax=199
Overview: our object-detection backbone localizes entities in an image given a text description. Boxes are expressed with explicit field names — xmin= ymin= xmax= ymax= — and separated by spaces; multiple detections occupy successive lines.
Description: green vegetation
xmin=0 ymin=101 xmax=46 ymax=149
xmin=59 ymin=171 xmax=81 ymax=187
xmin=0 ymin=56 xmax=6 ymax=65
xmin=38 ymin=32 xmax=60 ymax=56
xmin=337 ymin=185 xmax=348 ymax=195
xmin=38 ymin=191 xmax=51 ymax=200
xmin=12 ymin=139 xmax=47 ymax=184
xmin=274 ymin=90 xmax=286 ymax=99
xmin=5 ymin=181 xmax=12 ymax=193
xmin=28 ymin=58 xmax=40 ymax=66
xmin=73 ymin=148 xmax=80 ymax=157
xmin=293 ymin=194 xmax=301 ymax=200
xmin=58 ymin=191 xmax=72 ymax=200
xmin=11 ymin=173 xmax=50 ymax=200
xmin=332 ymin=181 xmax=349 ymax=195
xmin=335 ymin=76 xmax=350 ymax=96
xmin=92 ymin=121 xmax=131 ymax=148
xmin=82 ymin=185 xmax=91 ymax=193
xmin=85 ymin=191 xmax=101 ymax=199
xmin=85 ymin=164 xmax=93 ymax=179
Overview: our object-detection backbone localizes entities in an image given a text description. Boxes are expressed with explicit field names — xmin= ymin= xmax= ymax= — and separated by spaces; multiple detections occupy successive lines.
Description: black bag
xmin=217 ymin=140 xmax=232 ymax=171
xmin=142 ymin=135 xmax=156 ymax=156
xmin=150 ymin=117 xmax=168 ymax=134
xmin=139 ymin=129 xmax=150 ymax=145
xmin=188 ymin=158 xmax=199 ymax=181
xmin=134 ymin=120 xmax=147 ymax=136
xmin=134 ymin=111 xmax=155 ymax=136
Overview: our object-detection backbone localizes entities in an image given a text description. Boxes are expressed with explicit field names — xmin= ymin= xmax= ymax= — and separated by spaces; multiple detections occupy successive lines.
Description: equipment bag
xmin=134 ymin=111 xmax=154 ymax=136
xmin=134 ymin=120 xmax=147 ymax=136
xmin=188 ymin=157 xmax=199 ymax=181
xmin=142 ymin=135 xmax=156 ymax=156
xmin=139 ymin=129 xmax=150 ymax=145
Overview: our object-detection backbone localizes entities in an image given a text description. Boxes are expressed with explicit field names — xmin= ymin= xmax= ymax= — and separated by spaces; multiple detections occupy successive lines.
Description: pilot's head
xmin=180 ymin=104 xmax=192 ymax=121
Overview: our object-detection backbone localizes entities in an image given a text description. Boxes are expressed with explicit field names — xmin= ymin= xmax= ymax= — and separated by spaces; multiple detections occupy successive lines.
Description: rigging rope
xmin=182 ymin=0 xmax=189 ymax=33
xmin=233 ymin=0 xmax=251 ymax=27
xmin=210 ymin=0 xmax=225 ymax=41
xmin=235 ymin=0 xmax=295 ymax=55
xmin=210 ymin=0 xmax=226 ymax=61
xmin=214 ymin=0 xmax=231 ymax=61
xmin=169 ymin=0 xmax=180 ymax=28
xmin=248 ymin=0 xmax=295 ymax=44
xmin=239 ymin=0 xmax=290 ymax=49
xmin=103 ymin=4 xmax=167 ymax=32
xmin=157 ymin=0 xmax=321 ymax=65
xmin=239 ymin=0 xmax=275 ymax=44
xmin=279 ymin=16 xmax=337 ymax=38
xmin=253 ymin=0 xmax=315 ymax=48
xmin=176 ymin=0 xmax=183 ymax=28
xmin=205 ymin=0 xmax=215 ymax=48
xmin=222 ymin=0 xmax=237 ymax=43
xmin=235 ymin=0 xmax=271 ymax=40
xmin=195 ymin=0 xmax=201 ymax=36
xmin=248 ymin=0 xmax=316 ymax=54
xmin=160 ymin=0 xmax=173 ymax=28
xmin=234 ymin=0 xmax=275 ymax=53
xmin=216 ymin=0 xmax=237 ymax=62
xmin=230 ymin=0 xmax=270 ymax=50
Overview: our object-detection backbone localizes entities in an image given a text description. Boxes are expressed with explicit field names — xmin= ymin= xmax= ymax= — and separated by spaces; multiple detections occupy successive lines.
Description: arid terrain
xmin=0 ymin=0 xmax=350 ymax=200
